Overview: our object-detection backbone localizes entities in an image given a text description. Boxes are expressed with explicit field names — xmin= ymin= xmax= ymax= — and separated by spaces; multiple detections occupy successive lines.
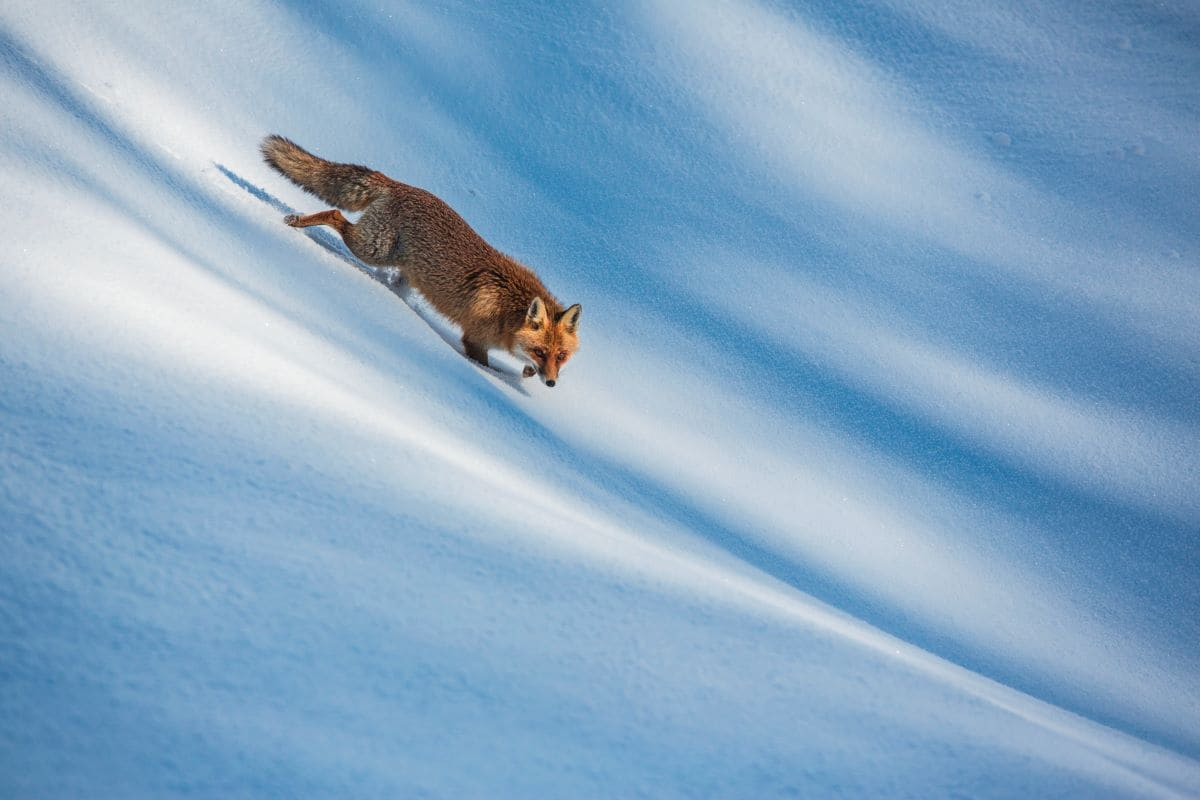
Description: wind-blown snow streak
xmin=626 ymin=0 xmax=1199 ymax=753
xmin=640 ymin=0 xmax=1200 ymax=354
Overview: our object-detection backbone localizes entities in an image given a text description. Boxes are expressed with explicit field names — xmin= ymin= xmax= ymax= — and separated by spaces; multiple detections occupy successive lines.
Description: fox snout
xmin=521 ymin=363 xmax=559 ymax=386
xmin=528 ymin=355 xmax=564 ymax=387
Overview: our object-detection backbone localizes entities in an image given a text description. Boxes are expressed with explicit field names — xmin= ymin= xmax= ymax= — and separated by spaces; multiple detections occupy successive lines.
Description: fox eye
xmin=556 ymin=352 xmax=568 ymax=362
xmin=533 ymin=348 xmax=547 ymax=359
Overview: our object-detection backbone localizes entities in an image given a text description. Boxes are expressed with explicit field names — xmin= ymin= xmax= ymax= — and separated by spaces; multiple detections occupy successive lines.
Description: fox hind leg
xmin=284 ymin=209 xmax=350 ymax=236
xmin=286 ymin=208 xmax=396 ymax=267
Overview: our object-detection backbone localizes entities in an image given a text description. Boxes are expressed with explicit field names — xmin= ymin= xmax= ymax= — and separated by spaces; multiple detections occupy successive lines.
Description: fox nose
xmin=545 ymin=379 xmax=556 ymax=388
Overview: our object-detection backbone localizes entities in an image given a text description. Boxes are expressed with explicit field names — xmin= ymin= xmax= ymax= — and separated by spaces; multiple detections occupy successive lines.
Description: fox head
xmin=514 ymin=297 xmax=581 ymax=387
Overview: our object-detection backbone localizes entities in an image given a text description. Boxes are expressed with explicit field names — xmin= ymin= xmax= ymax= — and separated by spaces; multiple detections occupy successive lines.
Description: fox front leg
xmin=462 ymin=337 xmax=489 ymax=368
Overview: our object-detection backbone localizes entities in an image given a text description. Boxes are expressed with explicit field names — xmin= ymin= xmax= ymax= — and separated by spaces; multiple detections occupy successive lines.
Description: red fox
xmin=261 ymin=135 xmax=581 ymax=387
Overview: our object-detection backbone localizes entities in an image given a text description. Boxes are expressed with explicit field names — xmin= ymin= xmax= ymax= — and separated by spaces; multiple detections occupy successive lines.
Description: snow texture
xmin=1 ymin=1 xmax=1198 ymax=797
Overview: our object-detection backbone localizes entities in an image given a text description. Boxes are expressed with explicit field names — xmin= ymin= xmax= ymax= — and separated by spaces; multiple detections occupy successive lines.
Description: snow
xmin=2 ymin=1 xmax=1198 ymax=796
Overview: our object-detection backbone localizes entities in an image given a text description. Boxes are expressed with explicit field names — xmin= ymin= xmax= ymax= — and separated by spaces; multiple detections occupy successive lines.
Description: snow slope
xmin=2 ymin=1 xmax=1198 ymax=796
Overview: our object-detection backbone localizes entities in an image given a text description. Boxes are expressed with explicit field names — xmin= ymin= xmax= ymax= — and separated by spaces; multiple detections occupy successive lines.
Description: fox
xmin=260 ymin=134 xmax=581 ymax=387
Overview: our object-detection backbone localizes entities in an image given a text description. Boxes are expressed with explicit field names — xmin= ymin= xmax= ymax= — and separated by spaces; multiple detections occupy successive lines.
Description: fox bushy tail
xmin=260 ymin=135 xmax=390 ymax=211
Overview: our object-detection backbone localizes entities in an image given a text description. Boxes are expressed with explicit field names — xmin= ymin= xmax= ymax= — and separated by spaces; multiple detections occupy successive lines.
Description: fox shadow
xmin=215 ymin=163 xmax=530 ymax=396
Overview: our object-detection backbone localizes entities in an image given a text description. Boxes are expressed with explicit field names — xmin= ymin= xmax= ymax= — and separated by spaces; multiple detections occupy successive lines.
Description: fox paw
xmin=522 ymin=365 xmax=536 ymax=378
xmin=283 ymin=213 xmax=300 ymax=226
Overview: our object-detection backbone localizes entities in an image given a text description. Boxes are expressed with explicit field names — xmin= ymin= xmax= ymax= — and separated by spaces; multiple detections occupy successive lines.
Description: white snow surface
xmin=2 ymin=1 xmax=1198 ymax=797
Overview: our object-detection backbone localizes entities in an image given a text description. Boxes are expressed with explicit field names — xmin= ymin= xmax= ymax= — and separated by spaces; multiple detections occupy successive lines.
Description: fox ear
xmin=559 ymin=303 xmax=582 ymax=333
xmin=526 ymin=296 xmax=548 ymax=329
